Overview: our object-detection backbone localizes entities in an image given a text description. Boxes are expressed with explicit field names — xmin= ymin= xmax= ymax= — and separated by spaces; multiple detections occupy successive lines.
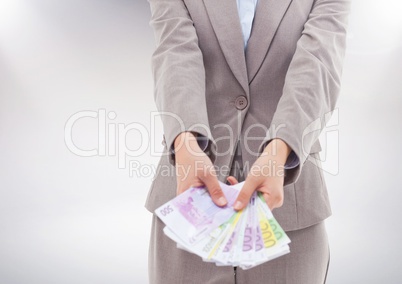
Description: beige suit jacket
xmin=145 ymin=0 xmax=350 ymax=231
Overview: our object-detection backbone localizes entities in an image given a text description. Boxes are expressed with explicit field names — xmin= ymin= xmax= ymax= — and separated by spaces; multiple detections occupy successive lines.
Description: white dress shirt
xmin=236 ymin=0 xmax=259 ymax=48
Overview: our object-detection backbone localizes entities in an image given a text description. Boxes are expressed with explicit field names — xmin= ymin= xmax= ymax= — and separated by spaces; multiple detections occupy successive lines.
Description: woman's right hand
xmin=174 ymin=132 xmax=227 ymax=207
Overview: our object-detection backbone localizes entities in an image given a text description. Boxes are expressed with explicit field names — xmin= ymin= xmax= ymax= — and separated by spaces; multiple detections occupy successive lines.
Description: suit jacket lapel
xmin=245 ymin=0 xmax=293 ymax=84
xmin=203 ymin=0 xmax=249 ymax=94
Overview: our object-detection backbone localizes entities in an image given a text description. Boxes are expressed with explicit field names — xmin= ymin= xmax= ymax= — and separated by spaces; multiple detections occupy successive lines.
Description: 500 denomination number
xmin=160 ymin=205 xmax=174 ymax=216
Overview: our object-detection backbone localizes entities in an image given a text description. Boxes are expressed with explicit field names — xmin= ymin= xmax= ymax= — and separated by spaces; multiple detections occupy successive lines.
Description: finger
xmin=262 ymin=193 xmax=274 ymax=211
xmin=176 ymin=182 xmax=191 ymax=195
xmin=226 ymin=176 xmax=239 ymax=185
xmin=262 ymin=192 xmax=283 ymax=211
xmin=233 ymin=178 xmax=256 ymax=211
xmin=178 ymin=183 xmax=206 ymax=195
xmin=176 ymin=179 xmax=201 ymax=195
xmin=200 ymin=173 xmax=227 ymax=207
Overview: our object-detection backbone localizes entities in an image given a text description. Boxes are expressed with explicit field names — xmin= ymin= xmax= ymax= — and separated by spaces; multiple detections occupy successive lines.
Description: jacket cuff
xmin=259 ymin=140 xmax=300 ymax=170
xmin=257 ymin=131 xmax=307 ymax=186
xmin=164 ymin=131 xmax=216 ymax=166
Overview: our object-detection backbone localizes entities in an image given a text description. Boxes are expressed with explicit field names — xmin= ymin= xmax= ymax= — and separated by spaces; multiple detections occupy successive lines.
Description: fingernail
xmin=234 ymin=201 xmax=243 ymax=210
xmin=217 ymin=197 xmax=227 ymax=206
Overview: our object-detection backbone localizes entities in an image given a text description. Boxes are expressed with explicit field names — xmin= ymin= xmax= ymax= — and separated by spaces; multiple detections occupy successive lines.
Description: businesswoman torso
xmin=145 ymin=0 xmax=350 ymax=283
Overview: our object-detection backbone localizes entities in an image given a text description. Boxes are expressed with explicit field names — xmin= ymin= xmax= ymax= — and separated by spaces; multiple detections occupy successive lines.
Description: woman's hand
xmin=232 ymin=139 xmax=291 ymax=211
xmin=174 ymin=132 xmax=227 ymax=207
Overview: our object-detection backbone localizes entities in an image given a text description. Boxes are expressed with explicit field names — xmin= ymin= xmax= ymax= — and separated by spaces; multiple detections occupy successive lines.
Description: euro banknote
xmin=155 ymin=181 xmax=291 ymax=269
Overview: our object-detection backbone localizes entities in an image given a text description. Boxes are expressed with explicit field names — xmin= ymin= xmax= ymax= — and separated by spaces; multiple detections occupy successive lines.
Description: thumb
xmin=233 ymin=178 xmax=255 ymax=211
xmin=226 ymin=175 xmax=239 ymax=185
xmin=200 ymin=173 xmax=227 ymax=207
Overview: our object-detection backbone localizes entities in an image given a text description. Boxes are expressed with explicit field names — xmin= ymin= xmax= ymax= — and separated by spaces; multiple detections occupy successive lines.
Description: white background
xmin=0 ymin=0 xmax=401 ymax=283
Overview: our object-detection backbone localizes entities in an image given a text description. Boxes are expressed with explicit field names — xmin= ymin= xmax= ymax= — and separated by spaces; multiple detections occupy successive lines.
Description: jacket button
xmin=235 ymin=96 xmax=248 ymax=110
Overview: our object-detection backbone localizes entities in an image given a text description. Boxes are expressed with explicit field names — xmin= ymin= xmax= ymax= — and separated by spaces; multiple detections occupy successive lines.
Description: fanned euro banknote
xmin=155 ymin=181 xmax=291 ymax=269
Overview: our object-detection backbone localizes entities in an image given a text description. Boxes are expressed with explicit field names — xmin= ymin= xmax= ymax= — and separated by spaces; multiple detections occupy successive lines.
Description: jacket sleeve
xmin=148 ymin=0 xmax=217 ymax=165
xmin=257 ymin=0 xmax=351 ymax=186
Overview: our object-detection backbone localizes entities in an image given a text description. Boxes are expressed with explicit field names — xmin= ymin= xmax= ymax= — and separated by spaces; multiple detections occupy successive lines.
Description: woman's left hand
xmin=231 ymin=138 xmax=291 ymax=211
